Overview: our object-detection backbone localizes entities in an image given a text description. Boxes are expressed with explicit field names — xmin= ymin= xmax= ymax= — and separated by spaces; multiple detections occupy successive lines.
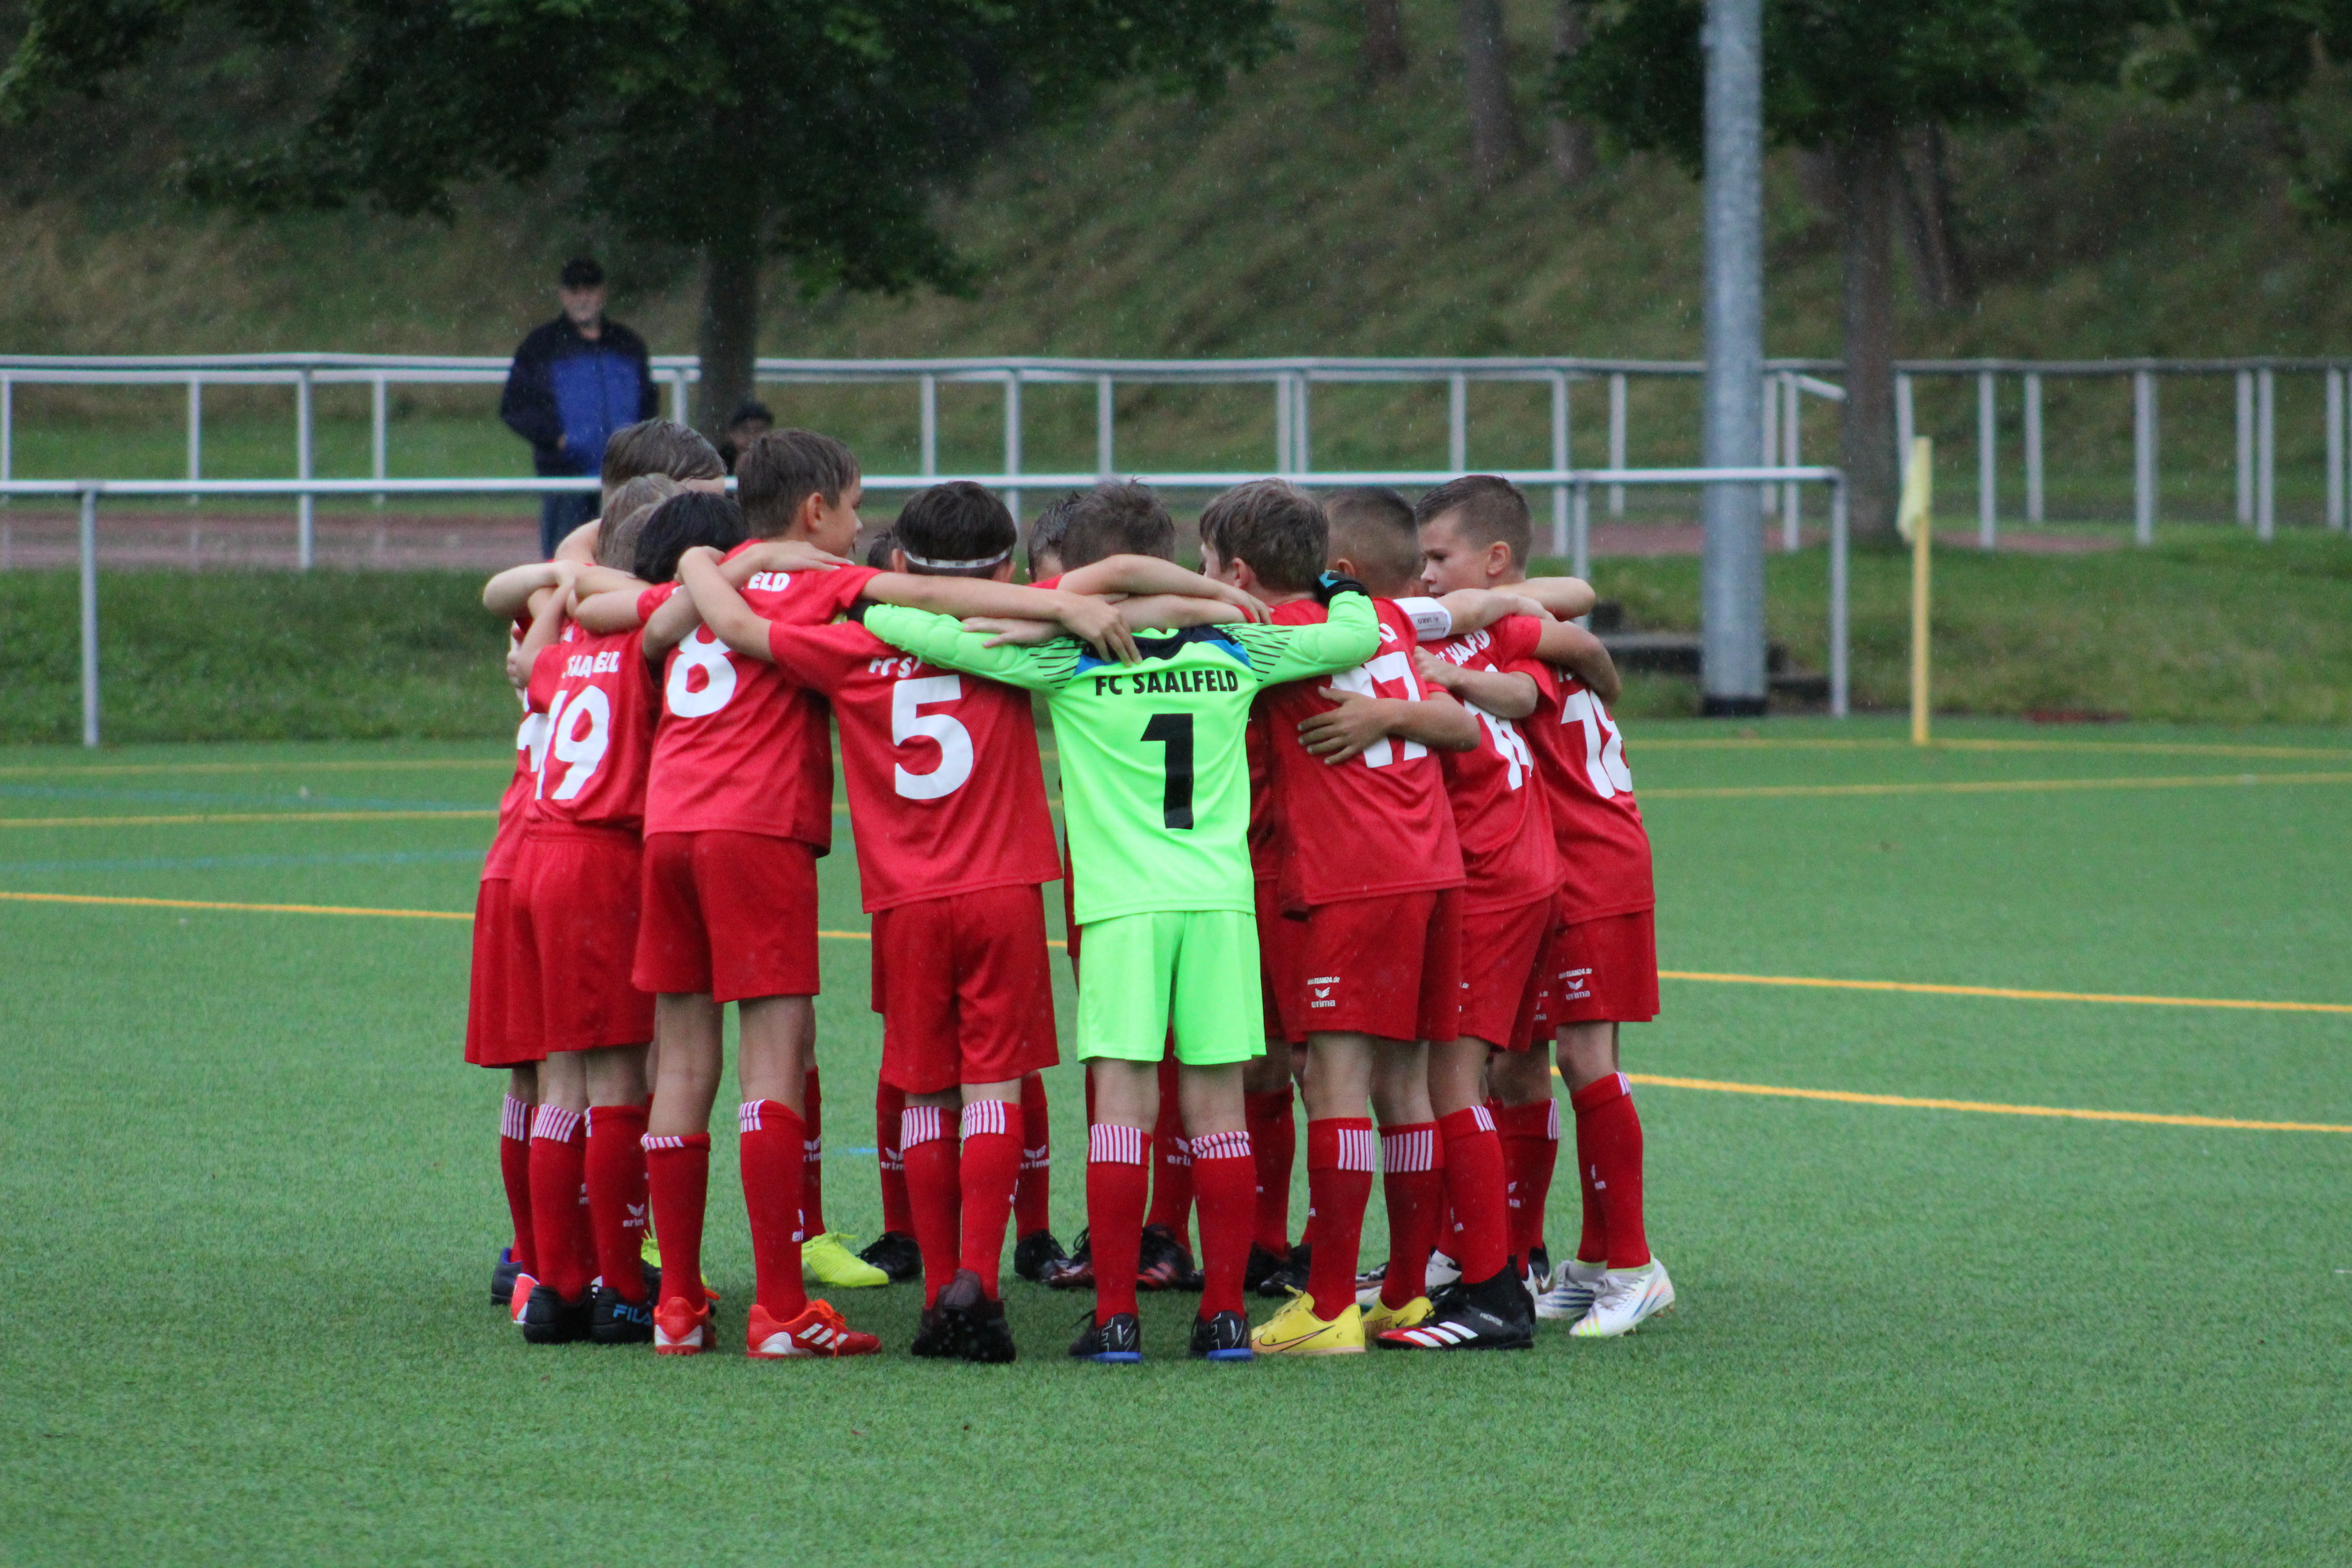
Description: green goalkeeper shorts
xmin=1074 ymin=909 xmax=1266 ymax=1067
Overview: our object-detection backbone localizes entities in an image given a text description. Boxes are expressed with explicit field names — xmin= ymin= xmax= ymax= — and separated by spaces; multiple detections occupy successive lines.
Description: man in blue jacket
xmin=500 ymin=257 xmax=662 ymax=558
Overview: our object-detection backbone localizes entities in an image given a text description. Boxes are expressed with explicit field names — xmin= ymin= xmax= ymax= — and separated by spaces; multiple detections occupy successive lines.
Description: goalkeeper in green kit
xmin=861 ymin=481 xmax=1380 ymax=1363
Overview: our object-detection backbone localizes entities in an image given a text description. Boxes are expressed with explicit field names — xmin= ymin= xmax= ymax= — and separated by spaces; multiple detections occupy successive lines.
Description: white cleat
xmin=1536 ymin=1257 xmax=1607 ymax=1321
xmin=1569 ymin=1259 xmax=1675 ymax=1338
xmin=1425 ymin=1250 xmax=1462 ymax=1290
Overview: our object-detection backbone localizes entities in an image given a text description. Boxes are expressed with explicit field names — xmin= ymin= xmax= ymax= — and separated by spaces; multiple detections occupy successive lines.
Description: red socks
xmin=1377 ymin=1122 xmax=1443 ymax=1308
xmin=642 ymin=1131 xmax=711 ymax=1309
xmin=500 ymin=1093 xmax=537 ymax=1274
xmin=1189 ymin=1129 xmax=1254 ymax=1318
xmin=958 ymin=1100 xmax=1022 ymax=1297
xmin=1437 ymin=1105 xmax=1510 ymax=1283
xmin=1571 ymin=1071 xmax=1650 ymax=1268
xmin=876 ymin=1079 xmax=913 ymax=1237
xmin=799 ymin=1066 xmax=825 ymax=1237
xmin=526 ymin=1105 xmax=593 ymax=1302
xmin=1146 ymin=1054 xmax=1192 ymax=1241
xmin=1086 ymin=1122 xmax=1151 ymax=1319
xmin=900 ymin=1103 xmax=960 ymax=1305
xmin=1245 ymin=1087 xmax=1296 ymax=1254
xmin=1303 ymin=1117 xmax=1376 ymax=1315
xmin=583 ymin=1102 xmax=650 ymax=1303
xmin=1499 ymin=1098 xmax=1560 ymax=1265
xmin=739 ymin=1099 xmax=808 ymax=1318
xmin=1014 ymin=1072 xmax=1052 ymax=1238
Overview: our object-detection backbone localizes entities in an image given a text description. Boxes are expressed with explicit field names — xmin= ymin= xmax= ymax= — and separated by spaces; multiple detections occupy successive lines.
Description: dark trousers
xmin=539 ymin=489 xmax=600 ymax=560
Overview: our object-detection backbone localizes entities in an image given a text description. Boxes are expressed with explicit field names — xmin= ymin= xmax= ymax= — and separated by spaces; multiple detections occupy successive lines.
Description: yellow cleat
xmin=1249 ymin=1291 xmax=1365 ymax=1356
xmin=1361 ymin=1295 xmax=1432 ymax=1340
xmin=802 ymin=1232 xmax=890 ymax=1289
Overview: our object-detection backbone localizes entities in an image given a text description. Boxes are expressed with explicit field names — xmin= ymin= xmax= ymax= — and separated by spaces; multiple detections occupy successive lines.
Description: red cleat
xmin=652 ymin=1296 xmax=713 ymax=1356
xmin=506 ymin=1272 xmax=539 ymax=1328
xmin=746 ymin=1299 xmax=882 ymax=1359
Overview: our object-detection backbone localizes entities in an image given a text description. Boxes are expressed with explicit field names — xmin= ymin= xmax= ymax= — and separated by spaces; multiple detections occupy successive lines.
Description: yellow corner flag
xmin=1901 ymin=437 xmax=1932 ymax=745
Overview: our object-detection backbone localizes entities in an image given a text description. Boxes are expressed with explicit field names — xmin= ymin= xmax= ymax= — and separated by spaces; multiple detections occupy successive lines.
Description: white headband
xmin=900 ymin=547 xmax=1012 ymax=570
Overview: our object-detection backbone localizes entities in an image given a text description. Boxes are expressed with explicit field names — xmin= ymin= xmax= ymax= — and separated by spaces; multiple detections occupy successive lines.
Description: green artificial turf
xmin=1 ymin=720 xmax=2349 ymax=1565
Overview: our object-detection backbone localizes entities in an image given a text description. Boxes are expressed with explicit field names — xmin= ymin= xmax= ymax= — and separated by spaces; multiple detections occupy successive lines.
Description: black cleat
xmin=1042 ymin=1228 xmax=1095 ymax=1291
xmin=1255 ymin=1241 xmax=1311 ymax=1300
xmin=857 ymin=1230 xmax=924 ymax=1284
xmin=910 ymin=1303 xmax=959 ymax=1359
xmin=1526 ymin=1243 xmax=1553 ymax=1300
xmin=1243 ymin=1241 xmax=1291 ymax=1293
xmin=1187 ymin=1309 xmax=1254 ymax=1362
xmin=1068 ymin=1309 xmax=1143 ymax=1363
xmin=589 ymin=1284 xmax=655 ymax=1345
xmin=1137 ymin=1224 xmax=1205 ymax=1292
xmin=518 ymin=1282 xmax=593 ymax=1345
xmin=940 ymin=1272 xmax=1018 ymax=1365
xmin=491 ymin=1246 xmax=524 ymax=1307
xmin=1377 ymin=1268 xmax=1535 ymax=1351
xmin=1014 ymin=1229 xmax=1071 ymax=1284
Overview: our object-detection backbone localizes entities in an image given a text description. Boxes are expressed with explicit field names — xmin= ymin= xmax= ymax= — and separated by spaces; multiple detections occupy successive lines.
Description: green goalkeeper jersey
xmin=862 ymin=591 xmax=1380 ymax=925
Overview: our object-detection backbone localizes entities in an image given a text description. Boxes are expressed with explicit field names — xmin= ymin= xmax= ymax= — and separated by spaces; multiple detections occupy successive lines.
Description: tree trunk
xmin=1458 ymin=0 xmax=1522 ymax=188
xmin=1362 ymin=0 xmax=1407 ymax=80
xmin=1546 ymin=1 xmax=1595 ymax=185
xmin=695 ymin=222 xmax=761 ymax=438
xmin=1837 ymin=122 xmax=1902 ymax=544
xmin=1898 ymin=123 xmax=1975 ymax=309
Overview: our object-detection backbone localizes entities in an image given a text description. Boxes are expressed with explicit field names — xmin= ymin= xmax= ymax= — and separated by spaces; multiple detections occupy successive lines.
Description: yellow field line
xmin=1644 ymin=770 xmax=2352 ymax=801
xmin=0 ymin=759 xmax=507 ymax=779
xmin=1641 ymin=738 xmax=2352 ymax=759
xmin=1661 ymin=967 xmax=2352 ymax=1015
xmin=0 ymin=810 xmax=496 ymax=829
xmin=1622 ymin=1072 xmax=2352 ymax=1135
xmin=0 ymin=889 xmax=473 ymax=920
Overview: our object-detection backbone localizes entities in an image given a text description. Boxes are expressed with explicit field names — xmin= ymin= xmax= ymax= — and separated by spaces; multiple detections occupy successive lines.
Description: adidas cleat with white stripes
xmin=746 ymin=1299 xmax=882 ymax=1358
xmin=1536 ymin=1257 xmax=1607 ymax=1321
xmin=1569 ymin=1259 xmax=1676 ymax=1338
xmin=1377 ymin=1270 xmax=1533 ymax=1351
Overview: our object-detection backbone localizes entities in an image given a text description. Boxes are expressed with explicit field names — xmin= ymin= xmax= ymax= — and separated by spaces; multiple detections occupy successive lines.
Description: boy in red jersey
xmin=1195 ymin=479 xmax=1485 ymax=1356
xmin=1416 ymin=474 xmax=1674 ymax=1338
xmin=507 ymin=492 xmax=748 ymax=1345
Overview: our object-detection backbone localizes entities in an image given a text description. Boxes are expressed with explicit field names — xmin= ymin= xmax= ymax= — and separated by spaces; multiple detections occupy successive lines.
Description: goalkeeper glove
xmin=1313 ymin=570 xmax=1367 ymax=605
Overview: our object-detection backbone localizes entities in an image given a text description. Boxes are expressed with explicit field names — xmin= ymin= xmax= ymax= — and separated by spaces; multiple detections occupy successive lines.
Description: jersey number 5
xmin=892 ymin=675 xmax=975 ymax=800
xmin=1141 ymin=712 xmax=1195 ymax=829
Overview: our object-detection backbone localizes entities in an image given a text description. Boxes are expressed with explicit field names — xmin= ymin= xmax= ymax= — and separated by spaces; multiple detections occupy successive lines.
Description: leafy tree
xmin=0 ymin=0 xmax=1284 ymax=431
xmin=2142 ymin=1 xmax=2352 ymax=220
xmin=1554 ymin=0 xmax=2159 ymax=539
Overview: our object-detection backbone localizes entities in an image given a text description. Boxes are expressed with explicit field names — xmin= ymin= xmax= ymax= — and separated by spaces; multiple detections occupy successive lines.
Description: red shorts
xmin=1257 ymin=877 xmax=1307 ymax=1044
xmin=870 ymin=884 xmax=1059 ymax=1095
xmin=464 ymin=877 xmax=542 ymax=1068
xmin=1534 ymin=906 xmax=1660 ymax=1028
xmin=509 ymin=828 xmax=656 ymax=1055
xmin=1456 ymin=895 xmax=1556 ymax=1052
xmin=1295 ymin=887 xmax=1463 ymax=1044
xmin=632 ymin=830 xmax=821 ymax=1004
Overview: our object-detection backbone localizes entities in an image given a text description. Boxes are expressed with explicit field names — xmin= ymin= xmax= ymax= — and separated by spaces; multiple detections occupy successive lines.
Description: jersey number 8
xmin=666 ymin=628 xmax=737 ymax=718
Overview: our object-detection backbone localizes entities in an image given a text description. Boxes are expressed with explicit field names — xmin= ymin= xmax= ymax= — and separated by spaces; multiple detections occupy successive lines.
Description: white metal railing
xmin=6 ymin=465 xmax=1848 ymax=746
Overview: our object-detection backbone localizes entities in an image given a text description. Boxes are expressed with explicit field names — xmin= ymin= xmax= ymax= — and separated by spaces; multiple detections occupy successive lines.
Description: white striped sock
xmin=1336 ymin=1125 xmax=1377 ymax=1173
xmin=642 ymin=1133 xmax=690 ymax=1152
xmin=500 ymin=1094 xmax=532 ymax=1142
xmin=1190 ymin=1128 xmax=1252 ymax=1161
xmin=1088 ymin=1122 xmax=1147 ymax=1166
xmin=961 ymin=1100 xmax=1012 ymax=1139
xmin=1381 ymin=1126 xmax=1436 ymax=1174
xmin=530 ymin=1104 xmax=582 ymax=1143
xmin=737 ymin=1101 xmax=765 ymax=1134
xmin=1471 ymin=1104 xmax=1496 ymax=1134
xmin=901 ymin=1104 xmax=946 ymax=1149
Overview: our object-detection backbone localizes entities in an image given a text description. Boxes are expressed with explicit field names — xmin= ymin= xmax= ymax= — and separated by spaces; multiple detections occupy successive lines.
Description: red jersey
xmin=641 ymin=556 xmax=880 ymax=843
xmin=483 ymin=612 xmax=549 ymax=881
xmin=763 ymin=618 xmax=1060 ymax=912
xmin=1256 ymin=597 xmax=1464 ymax=912
xmin=1424 ymin=615 xmax=1560 ymax=914
xmin=525 ymin=626 xmax=659 ymax=835
xmin=1523 ymin=669 xmax=1655 ymax=920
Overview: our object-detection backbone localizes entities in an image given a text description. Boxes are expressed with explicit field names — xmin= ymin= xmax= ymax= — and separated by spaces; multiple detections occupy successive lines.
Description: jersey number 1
xmin=1141 ymin=712 xmax=1195 ymax=829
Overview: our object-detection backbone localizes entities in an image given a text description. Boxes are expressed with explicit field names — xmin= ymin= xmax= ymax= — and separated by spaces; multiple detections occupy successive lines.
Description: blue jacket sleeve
xmin=499 ymin=323 xmax=566 ymax=456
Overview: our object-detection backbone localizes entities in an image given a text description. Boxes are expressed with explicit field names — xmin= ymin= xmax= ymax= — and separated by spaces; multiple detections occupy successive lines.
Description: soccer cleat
xmin=747 ymin=1299 xmax=882 ymax=1358
xmin=1042 ymin=1229 xmax=1096 ymax=1291
xmin=1137 ymin=1224 xmax=1204 ymax=1291
xmin=506 ymin=1271 xmax=539 ymax=1328
xmin=857 ymin=1230 xmax=923 ymax=1284
xmin=1014 ymin=1229 xmax=1071 ymax=1284
xmin=590 ymin=1284 xmax=655 ymax=1346
xmin=1362 ymin=1294 xmax=1433 ymax=1340
xmin=1380 ymin=1269 xmax=1534 ymax=1351
xmin=1570 ymin=1259 xmax=1676 ymax=1338
xmin=1426 ymin=1249 xmax=1462 ymax=1290
xmin=1249 ymin=1292 xmax=1365 ymax=1356
xmin=1068 ymin=1310 xmax=1143 ymax=1363
xmin=1352 ymin=1261 xmax=1387 ymax=1310
xmin=1527 ymin=1244 xmax=1553 ymax=1298
xmin=1188 ymin=1309 xmax=1255 ymax=1362
xmin=491 ymin=1246 xmax=524 ymax=1307
xmin=652 ymin=1297 xmax=713 ymax=1355
xmin=1243 ymin=1241 xmax=1291 ymax=1292
xmin=935 ymin=1270 xmax=1019 ymax=1365
xmin=910 ymin=1303 xmax=959 ymax=1360
xmin=803 ymin=1232 xmax=890 ymax=1289
xmin=1536 ymin=1257 xmax=1608 ymax=1322
xmin=518 ymin=1283 xmax=593 ymax=1345
xmin=1254 ymin=1242 xmax=1311 ymax=1300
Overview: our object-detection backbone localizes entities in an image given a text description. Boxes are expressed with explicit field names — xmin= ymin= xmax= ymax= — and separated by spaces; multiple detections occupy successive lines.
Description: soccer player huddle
xmin=466 ymin=416 xmax=1671 ymax=1365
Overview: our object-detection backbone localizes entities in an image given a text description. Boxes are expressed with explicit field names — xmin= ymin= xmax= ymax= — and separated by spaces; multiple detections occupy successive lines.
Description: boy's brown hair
xmin=596 ymin=473 xmax=682 ymax=570
xmin=600 ymin=420 xmax=723 ymax=507
xmin=893 ymin=482 xmax=1018 ymax=577
xmin=1323 ymin=485 xmax=1422 ymax=596
xmin=1413 ymin=474 xmax=1532 ymax=569
xmin=1060 ymin=480 xmax=1177 ymax=568
xmin=1196 ymin=479 xmax=1326 ymax=593
xmin=737 ymin=429 xmax=861 ymax=537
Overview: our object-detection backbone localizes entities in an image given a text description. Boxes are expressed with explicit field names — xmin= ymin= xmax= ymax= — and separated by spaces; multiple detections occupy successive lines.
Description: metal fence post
xmin=1829 ymin=473 xmax=1848 ymax=719
xmin=1759 ymin=374 xmax=1778 ymax=515
xmin=1781 ymin=372 xmax=1801 ymax=547
xmin=79 ymin=486 xmax=100 ymax=748
xmin=1895 ymin=372 xmax=1915 ymax=470
xmin=186 ymin=377 xmax=202 ymax=510
xmin=1274 ymin=377 xmax=1293 ymax=475
xmin=1977 ymin=370 xmax=1997 ymax=550
xmin=296 ymin=368 xmax=315 ymax=569
xmin=1550 ymin=372 xmax=1570 ymax=558
xmin=919 ymin=375 xmax=938 ymax=477
xmin=2134 ymin=369 xmax=2157 ymax=545
xmin=2329 ymin=369 xmax=2345 ymax=530
xmin=2257 ymin=366 xmax=2276 ymax=541
xmin=0 ymin=375 xmax=10 ymax=506
xmin=2024 ymin=372 xmax=2043 ymax=524
xmin=1096 ymin=375 xmax=1116 ymax=479
xmin=1448 ymin=373 xmax=1468 ymax=471
xmin=371 ymin=376 xmax=388 ymax=507
xmin=2235 ymin=369 xmax=2254 ymax=526
xmin=1572 ymin=478 xmax=1591 ymax=583
xmin=669 ymin=371 xmax=691 ymax=426
xmin=1294 ymin=374 xmax=1312 ymax=475
xmin=1002 ymin=371 xmax=1023 ymax=524
xmin=1607 ymin=373 xmax=1627 ymax=515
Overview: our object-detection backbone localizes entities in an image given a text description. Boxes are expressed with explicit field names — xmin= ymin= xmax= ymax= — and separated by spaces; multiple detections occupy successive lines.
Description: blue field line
xmin=0 ymin=848 xmax=487 ymax=876
xmin=0 ymin=782 xmax=498 ymax=813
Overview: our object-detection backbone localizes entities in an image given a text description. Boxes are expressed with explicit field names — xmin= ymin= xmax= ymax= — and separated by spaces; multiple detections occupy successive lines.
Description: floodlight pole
xmin=1699 ymin=0 xmax=1767 ymax=715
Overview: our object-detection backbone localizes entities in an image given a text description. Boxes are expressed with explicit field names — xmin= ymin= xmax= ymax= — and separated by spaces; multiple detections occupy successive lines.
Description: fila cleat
xmin=1380 ymin=1269 xmax=1534 ymax=1351
xmin=518 ymin=1283 xmax=593 ymax=1345
xmin=857 ymin=1230 xmax=923 ymax=1285
xmin=1536 ymin=1257 xmax=1607 ymax=1322
xmin=1068 ymin=1310 xmax=1143 ymax=1363
xmin=491 ymin=1246 xmax=525 ymax=1307
xmin=1188 ymin=1309 xmax=1254 ymax=1362
xmin=1362 ymin=1294 xmax=1433 ymax=1340
xmin=1014 ymin=1229 xmax=1072 ymax=1284
xmin=1137 ymin=1224 xmax=1204 ymax=1291
xmin=1250 ymin=1292 xmax=1365 ymax=1356
xmin=747 ymin=1299 xmax=882 ymax=1358
xmin=1254 ymin=1242 xmax=1311 ymax=1300
xmin=652 ymin=1296 xmax=713 ymax=1356
xmin=1569 ymin=1259 xmax=1676 ymax=1338
xmin=589 ymin=1285 xmax=655 ymax=1345
xmin=803 ymin=1233 xmax=890 ymax=1289
xmin=1042 ymin=1229 xmax=1096 ymax=1291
